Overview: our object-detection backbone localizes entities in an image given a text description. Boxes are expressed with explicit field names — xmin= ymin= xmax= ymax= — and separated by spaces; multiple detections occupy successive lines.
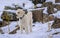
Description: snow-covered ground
xmin=0 ymin=0 xmax=60 ymax=38
xmin=0 ymin=21 xmax=60 ymax=38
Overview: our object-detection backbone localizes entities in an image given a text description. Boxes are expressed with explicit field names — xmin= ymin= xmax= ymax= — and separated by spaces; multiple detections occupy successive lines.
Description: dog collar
xmin=20 ymin=15 xmax=25 ymax=19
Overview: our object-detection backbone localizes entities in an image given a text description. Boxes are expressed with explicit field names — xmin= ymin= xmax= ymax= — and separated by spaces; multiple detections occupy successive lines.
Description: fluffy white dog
xmin=16 ymin=9 xmax=33 ymax=34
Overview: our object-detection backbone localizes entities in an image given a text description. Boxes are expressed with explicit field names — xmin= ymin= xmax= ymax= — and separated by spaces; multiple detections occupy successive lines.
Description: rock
xmin=47 ymin=4 xmax=54 ymax=15
xmin=1 ymin=11 xmax=18 ymax=21
xmin=32 ymin=9 xmax=43 ymax=23
xmin=48 ymin=15 xmax=55 ymax=21
xmin=4 ymin=6 xmax=22 ymax=10
xmin=0 ymin=28 xmax=4 ymax=34
xmin=41 ymin=2 xmax=53 ymax=7
xmin=33 ymin=25 xmax=35 ymax=27
xmin=55 ymin=4 xmax=60 ymax=10
xmin=55 ymin=0 xmax=60 ymax=3
xmin=0 ymin=21 xmax=9 ymax=27
xmin=52 ymin=18 xmax=60 ymax=29
xmin=32 ymin=0 xmax=46 ymax=5
xmin=43 ymin=13 xmax=48 ymax=23
xmin=9 ymin=27 xmax=20 ymax=34
xmin=52 ymin=32 xmax=60 ymax=35
xmin=43 ymin=14 xmax=55 ymax=23
xmin=42 ymin=2 xmax=55 ymax=14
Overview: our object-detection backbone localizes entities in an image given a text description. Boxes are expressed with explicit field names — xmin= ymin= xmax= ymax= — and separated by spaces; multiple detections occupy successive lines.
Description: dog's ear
xmin=23 ymin=9 xmax=28 ymax=14
xmin=25 ymin=11 xmax=28 ymax=14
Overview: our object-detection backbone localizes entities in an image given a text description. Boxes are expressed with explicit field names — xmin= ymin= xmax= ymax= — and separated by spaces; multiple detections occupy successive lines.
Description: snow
xmin=46 ymin=0 xmax=60 ymax=4
xmin=46 ymin=0 xmax=55 ymax=4
xmin=28 ymin=8 xmax=44 ymax=12
xmin=54 ymin=3 xmax=60 ymax=5
xmin=0 ymin=0 xmax=34 ymax=12
xmin=0 ymin=21 xmax=60 ymax=38
xmin=52 ymin=11 xmax=60 ymax=18
xmin=1 ymin=22 xmax=17 ymax=33
xmin=22 ymin=1 xmax=34 ymax=10
xmin=36 ymin=4 xmax=42 ymax=7
xmin=54 ymin=8 xmax=57 ymax=12
xmin=43 ymin=7 xmax=48 ymax=14
xmin=4 ymin=10 xmax=16 ymax=13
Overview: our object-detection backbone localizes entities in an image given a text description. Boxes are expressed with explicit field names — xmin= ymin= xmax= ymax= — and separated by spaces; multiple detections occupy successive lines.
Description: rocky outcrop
xmin=1 ymin=11 xmax=18 ymax=21
xmin=32 ymin=9 xmax=43 ymax=23
xmin=55 ymin=0 xmax=60 ymax=3
xmin=52 ymin=18 xmax=60 ymax=29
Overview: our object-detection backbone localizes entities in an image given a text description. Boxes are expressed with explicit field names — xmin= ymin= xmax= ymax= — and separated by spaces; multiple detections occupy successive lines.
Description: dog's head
xmin=16 ymin=9 xmax=25 ymax=17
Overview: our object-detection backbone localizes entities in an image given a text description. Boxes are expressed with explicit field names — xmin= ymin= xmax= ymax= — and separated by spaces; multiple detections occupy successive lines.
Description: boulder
xmin=32 ymin=0 xmax=46 ymax=5
xmin=9 ymin=26 xmax=20 ymax=34
xmin=47 ymin=4 xmax=54 ymax=15
xmin=55 ymin=4 xmax=60 ymax=10
xmin=52 ymin=18 xmax=60 ymax=29
xmin=32 ymin=9 xmax=43 ymax=23
xmin=0 ymin=28 xmax=4 ymax=34
xmin=48 ymin=15 xmax=55 ymax=21
xmin=1 ymin=11 xmax=18 ymax=21
xmin=41 ymin=2 xmax=53 ymax=7
xmin=55 ymin=0 xmax=60 ymax=3
xmin=43 ymin=13 xmax=48 ymax=23
xmin=0 ymin=21 xmax=9 ymax=27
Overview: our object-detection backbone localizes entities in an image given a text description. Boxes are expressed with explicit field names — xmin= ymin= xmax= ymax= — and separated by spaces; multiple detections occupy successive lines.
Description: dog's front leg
xmin=25 ymin=15 xmax=29 ymax=34
xmin=19 ymin=18 xmax=23 ymax=33
xmin=20 ymin=25 xmax=23 ymax=33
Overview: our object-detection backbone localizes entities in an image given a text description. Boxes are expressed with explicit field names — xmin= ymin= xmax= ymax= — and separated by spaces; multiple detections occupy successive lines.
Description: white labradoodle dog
xmin=16 ymin=9 xmax=33 ymax=34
